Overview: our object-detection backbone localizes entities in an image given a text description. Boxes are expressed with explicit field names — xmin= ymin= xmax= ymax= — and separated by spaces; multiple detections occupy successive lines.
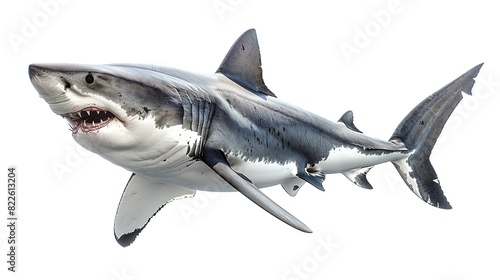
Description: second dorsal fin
xmin=216 ymin=29 xmax=276 ymax=97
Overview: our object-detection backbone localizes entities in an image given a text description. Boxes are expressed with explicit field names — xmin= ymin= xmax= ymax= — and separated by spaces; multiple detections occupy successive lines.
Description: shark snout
xmin=28 ymin=63 xmax=58 ymax=82
xmin=28 ymin=64 xmax=47 ymax=89
xmin=28 ymin=64 xmax=41 ymax=80
xmin=28 ymin=63 xmax=75 ymax=114
xmin=28 ymin=63 xmax=72 ymax=96
xmin=29 ymin=64 xmax=52 ymax=96
xmin=28 ymin=64 xmax=57 ymax=91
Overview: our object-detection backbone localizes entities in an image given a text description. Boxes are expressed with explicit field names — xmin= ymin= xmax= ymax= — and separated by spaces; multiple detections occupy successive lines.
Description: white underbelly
xmin=212 ymin=147 xmax=407 ymax=191
xmin=318 ymin=147 xmax=407 ymax=173
xmin=228 ymin=155 xmax=298 ymax=189
xmin=145 ymin=147 xmax=407 ymax=193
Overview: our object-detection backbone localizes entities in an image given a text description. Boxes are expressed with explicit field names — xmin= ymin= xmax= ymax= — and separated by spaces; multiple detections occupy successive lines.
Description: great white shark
xmin=29 ymin=29 xmax=483 ymax=247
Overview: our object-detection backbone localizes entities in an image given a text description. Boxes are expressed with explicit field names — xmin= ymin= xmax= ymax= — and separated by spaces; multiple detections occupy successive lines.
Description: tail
xmin=390 ymin=63 xmax=484 ymax=209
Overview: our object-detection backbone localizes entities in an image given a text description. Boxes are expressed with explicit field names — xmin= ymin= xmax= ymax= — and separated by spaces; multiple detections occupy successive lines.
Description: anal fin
xmin=343 ymin=166 xmax=374 ymax=189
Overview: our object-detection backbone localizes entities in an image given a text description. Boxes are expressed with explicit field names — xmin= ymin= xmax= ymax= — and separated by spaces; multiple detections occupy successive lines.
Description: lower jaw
xmin=72 ymin=118 xmax=115 ymax=134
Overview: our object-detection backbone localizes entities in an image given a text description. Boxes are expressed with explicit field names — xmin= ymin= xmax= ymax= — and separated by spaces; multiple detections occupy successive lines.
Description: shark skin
xmin=29 ymin=29 xmax=483 ymax=247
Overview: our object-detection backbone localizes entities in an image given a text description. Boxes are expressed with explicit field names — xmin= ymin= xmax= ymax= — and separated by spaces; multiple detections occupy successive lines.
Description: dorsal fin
xmin=338 ymin=110 xmax=363 ymax=133
xmin=216 ymin=29 xmax=276 ymax=97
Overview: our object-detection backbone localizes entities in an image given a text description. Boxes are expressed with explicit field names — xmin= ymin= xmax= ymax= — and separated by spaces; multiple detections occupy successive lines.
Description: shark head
xmin=29 ymin=63 xmax=188 ymax=172
xmin=28 ymin=30 xmax=318 ymax=246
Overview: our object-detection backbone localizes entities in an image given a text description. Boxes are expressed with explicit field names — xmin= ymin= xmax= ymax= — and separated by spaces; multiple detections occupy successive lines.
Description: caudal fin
xmin=390 ymin=63 xmax=483 ymax=209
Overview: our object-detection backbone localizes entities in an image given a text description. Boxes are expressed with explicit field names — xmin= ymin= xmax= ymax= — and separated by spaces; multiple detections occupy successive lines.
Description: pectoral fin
xmin=203 ymin=149 xmax=312 ymax=233
xmin=114 ymin=173 xmax=195 ymax=247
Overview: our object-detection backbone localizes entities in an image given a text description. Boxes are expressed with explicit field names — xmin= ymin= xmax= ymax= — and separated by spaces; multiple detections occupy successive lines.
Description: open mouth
xmin=62 ymin=107 xmax=116 ymax=134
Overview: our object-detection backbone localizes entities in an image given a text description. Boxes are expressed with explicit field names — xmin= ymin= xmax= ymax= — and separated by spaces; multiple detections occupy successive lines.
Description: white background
xmin=2 ymin=1 xmax=500 ymax=279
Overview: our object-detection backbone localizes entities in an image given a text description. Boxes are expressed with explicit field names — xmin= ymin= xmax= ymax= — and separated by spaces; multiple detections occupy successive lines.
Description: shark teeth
xmin=62 ymin=107 xmax=116 ymax=134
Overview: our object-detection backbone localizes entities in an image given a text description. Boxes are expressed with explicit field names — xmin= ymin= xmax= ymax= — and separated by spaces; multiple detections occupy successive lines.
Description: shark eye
xmin=85 ymin=73 xmax=94 ymax=84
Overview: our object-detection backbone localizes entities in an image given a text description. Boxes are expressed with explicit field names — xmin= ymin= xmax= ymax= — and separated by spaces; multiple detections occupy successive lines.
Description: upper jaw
xmin=29 ymin=64 xmax=125 ymax=134
xmin=62 ymin=107 xmax=117 ymax=134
